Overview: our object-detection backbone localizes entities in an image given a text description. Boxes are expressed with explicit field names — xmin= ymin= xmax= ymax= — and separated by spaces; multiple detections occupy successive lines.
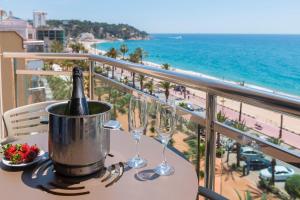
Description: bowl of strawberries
xmin=1 ymin=143 xmax=45 ymax=167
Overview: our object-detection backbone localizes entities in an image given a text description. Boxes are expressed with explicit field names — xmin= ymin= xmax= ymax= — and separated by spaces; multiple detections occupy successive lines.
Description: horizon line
xmin=148 ymin=32 xmax=300 ymax=35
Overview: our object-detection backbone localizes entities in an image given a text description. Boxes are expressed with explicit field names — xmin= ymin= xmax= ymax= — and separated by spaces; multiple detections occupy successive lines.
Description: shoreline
xmin=92 ymin=41 xmax=300 ymax=140
xmin=92 ymin=40 xmax=300 ymax=99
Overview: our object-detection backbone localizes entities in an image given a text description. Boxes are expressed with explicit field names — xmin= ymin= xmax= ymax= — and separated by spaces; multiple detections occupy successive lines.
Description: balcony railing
xmin=1 ymin=52 xmax=300 ymax=199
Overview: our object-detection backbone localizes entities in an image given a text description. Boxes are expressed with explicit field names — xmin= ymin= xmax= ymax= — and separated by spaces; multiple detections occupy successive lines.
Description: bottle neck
xmin=72 ymin=76 xmax=85 ymax=99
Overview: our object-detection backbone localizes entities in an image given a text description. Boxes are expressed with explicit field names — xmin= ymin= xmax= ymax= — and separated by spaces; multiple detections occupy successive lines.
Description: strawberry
xmin=30 ymin=145 xmax=40 ymax=154
xmin=21 ymin=143 xmax=30 ymax=153
xmin=25 ymin=150 xmax=37 ymax=162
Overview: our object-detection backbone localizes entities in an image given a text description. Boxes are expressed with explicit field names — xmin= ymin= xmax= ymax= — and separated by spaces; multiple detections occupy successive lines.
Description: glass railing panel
xmin=216 ymin=96 xmax=300 ymax=152
xmin=217 ymin=136 xmax=299 ymax=200
xmin=15 ymin=74 xmax=73 ymax=106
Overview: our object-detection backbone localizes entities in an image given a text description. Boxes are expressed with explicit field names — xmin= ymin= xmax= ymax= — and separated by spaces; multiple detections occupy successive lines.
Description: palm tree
xmin=46 ymin=76 xmax=72 ymax=100
xmin=137 ymin=74 xmax=147 ymax=91
xmin=129 ymin=52 xmax=140 ymax=63
xmin=105 ymin=47 xmax=118 ymax=78
xmin=129 ymin=53 xmax=140 ymax=88
xmin=158 ymin=81 xmax=174 ymax=102
xmin=238 ymin=81 xmax=245 ymax=122
xmin=60 ymin=60 xmax=74 ymax=71
xmin=232 ymin=119 xmax=247 ymax=167
xmin=267 ymin=137 xmax=283 ymax=185
xmin=134 ymin=47 xmax=148 ymax=64
xmin=69 ymin=42 xmax=86 ymax=53
xmin=50 ymin=40 xmax=64 ymax=53
xmin=94 ymin=87 xmax=110 ymax=101
xmin=161 ymin=63 xmax=171 ymax=70
xmin=145 ymin=79 xmax=155 ymax=95
xmin=105 ymin=89 xmax=131 ymax=119
xmin=183 ymin=138 xmax=205 ymax=179
xmin=119 ymin=44 xmax=128 ymax=59
xmin=217 ymin=111 xmax=227 ymax=148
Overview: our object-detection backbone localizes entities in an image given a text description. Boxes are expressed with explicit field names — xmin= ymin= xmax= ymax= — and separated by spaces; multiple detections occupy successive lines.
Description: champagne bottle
xmin=65 ymin=66 xmax=89 ymax=115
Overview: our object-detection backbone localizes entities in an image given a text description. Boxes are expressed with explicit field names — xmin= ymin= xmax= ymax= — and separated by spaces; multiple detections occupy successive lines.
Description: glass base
xmin=154 ymin=163 xmax=174 ymax=176
xmin=127 ymin=156 xmax=147 ymax=169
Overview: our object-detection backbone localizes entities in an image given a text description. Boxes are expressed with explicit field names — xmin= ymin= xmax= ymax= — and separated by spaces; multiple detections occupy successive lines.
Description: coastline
xmin=81 ymin=39 xmax=109 ymax=55
xmin=88 ymin=41 xmax=300 ymax=145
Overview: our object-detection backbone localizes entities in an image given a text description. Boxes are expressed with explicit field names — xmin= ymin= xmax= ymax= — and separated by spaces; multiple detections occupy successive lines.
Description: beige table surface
xmin=0 ymin=131 xmax=198 ymax=200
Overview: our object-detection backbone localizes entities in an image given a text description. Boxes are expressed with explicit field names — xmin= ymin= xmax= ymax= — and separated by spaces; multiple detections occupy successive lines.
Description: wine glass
xmin=127 ymin=95 xmax=148 ymax=168
xmin=154 ymin=99 xmax=176 ymax=176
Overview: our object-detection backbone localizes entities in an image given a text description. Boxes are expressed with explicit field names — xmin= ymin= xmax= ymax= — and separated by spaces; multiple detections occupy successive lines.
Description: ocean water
xmin=97 ymin=34 xmax=300 ymax=96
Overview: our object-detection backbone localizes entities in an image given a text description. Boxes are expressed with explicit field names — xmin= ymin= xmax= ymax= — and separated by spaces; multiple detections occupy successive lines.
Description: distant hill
xmin=46 ymin=20 xmax=149 ymax=40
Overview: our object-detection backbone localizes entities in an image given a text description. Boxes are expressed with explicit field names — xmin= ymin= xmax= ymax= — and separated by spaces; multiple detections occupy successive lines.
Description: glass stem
xmin=136 ymin=139 xmax=140 ymax=158
xmin=162 ymin=143 xmax=167 ymax=165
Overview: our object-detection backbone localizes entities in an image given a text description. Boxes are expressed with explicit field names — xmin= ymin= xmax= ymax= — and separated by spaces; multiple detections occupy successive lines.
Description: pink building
xmin=0 ymin=14 xmax=36 ymax=40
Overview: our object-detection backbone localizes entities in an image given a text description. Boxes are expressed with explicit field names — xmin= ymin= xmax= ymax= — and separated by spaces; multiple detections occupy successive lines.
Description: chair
xmin=3 ymin=101 xmax=57 ymax=138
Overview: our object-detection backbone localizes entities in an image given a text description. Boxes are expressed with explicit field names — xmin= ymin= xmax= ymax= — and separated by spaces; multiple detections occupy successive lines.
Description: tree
xmin=267 ymin=137 xmax=283 ymax=185
xmin=134 ymin=47 xmax=148 ymax=64
xmin=119 ymin=44 xmax=128 ymax=59
xmin=216 ymin=111 xmax=227 ymax=148
xmin=183 ymin=138 xmax=205 ymax=179
xmin=238 ymin=81 xmax=245 ymax=121
xmin=51 ymin=40 xmax=64 ymax=53
xmin=69 ymin=42 xmax=86 ymax=53
xmin=105 ymin=47 xmax=118 ymax=58
xmin=137 ymin=74 xmax=147 ymax=91
xmin=129 ymin=52 xmax=140 ymax=63
xmin=161 ymin=63 xmax=171 ymax=70
xmin=285 ymin=174 xmax=300 ymax=200
xmin=158 ymin=81 xmax=174 ymax=102
xmin=105 ymin=47 xmax=119 ymax=78
xmin=232 ymin=119 xmax=247 ymax=167
xmin=145 ymin=79 xmax=155 ymax=95
xmin=184 ymin=139 xmax=205 ymax=164
xmin=105 ymin=89 xmax=131 ymax=119
xmin=46 ymin=76 xmax=72 ymax=100
xmin=94 ymin=87 xmax=109 ymax=101
xmin=129 ymin=53 xmax=140 ymax=88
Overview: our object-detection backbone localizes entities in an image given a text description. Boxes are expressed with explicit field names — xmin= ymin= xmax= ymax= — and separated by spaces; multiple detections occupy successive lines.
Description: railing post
xmin=204 ymin=93 xmax=216 ymax=191
xmin=11 ymin=58 xmax=17 ymax=108
xmin=0 ymin=52 xmax=4 ymax=139
xmin=89 ymin=60 xmax=94 ymax=100
xmin=196 ymin=124 xmax=202 ymax=180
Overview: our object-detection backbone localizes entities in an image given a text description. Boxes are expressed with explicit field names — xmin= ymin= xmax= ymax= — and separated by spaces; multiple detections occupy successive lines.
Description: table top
xmin=0 ymin=132 xmax=198 ymax=200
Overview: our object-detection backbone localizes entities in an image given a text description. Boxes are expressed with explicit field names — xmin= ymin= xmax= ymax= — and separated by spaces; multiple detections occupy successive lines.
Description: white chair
xmin=3 ymin=101 xmax=57 ymax=138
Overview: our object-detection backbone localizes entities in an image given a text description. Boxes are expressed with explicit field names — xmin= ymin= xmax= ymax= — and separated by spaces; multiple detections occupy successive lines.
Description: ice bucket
xmin=46 ymin=101 xmax=111 ymax=176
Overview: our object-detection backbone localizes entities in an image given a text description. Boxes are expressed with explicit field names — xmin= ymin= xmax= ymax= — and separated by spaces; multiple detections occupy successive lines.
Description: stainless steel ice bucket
xmin=46 ymin=101 xmax=111 ymax=176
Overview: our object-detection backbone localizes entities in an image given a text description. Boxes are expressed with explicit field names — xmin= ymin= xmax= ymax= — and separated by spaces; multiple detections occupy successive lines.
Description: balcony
xmin=0 ymin=52 xmax=300 ymax=200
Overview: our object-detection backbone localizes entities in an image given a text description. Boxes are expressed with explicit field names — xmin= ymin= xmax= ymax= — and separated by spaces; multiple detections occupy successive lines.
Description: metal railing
xmin=2 ymin=52 xmax=300 ymax=193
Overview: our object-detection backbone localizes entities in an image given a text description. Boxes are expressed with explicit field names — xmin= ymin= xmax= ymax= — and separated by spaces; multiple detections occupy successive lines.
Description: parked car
xmin=224 ymin=119 xmax=235 ymax=127
xmin=186 ymin=103 xmax=194 ymax=111
xmin=240 ymin=146 xmax=264 ymax=160
xmin=246 ymin=157 xmax=271 ymax=170
xmin=259 ymin=166 xmax=295 ymax=181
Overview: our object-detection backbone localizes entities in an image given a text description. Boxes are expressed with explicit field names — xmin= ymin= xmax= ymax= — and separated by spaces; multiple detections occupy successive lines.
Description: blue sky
xmin=1 ymin=0 xmax=300 ymax=34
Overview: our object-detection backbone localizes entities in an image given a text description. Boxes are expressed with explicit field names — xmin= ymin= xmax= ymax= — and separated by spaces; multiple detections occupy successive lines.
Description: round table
xmin=0 ymin=132 xmax=198 ymax=200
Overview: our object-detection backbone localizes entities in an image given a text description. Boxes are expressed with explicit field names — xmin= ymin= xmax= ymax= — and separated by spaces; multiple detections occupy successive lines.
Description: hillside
xmin=46 ymin=20 xmax=149 ymax=40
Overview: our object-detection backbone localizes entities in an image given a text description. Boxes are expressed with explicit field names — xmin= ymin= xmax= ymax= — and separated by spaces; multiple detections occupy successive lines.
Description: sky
xmin=1 ymin=0 xmax=300 ymax=34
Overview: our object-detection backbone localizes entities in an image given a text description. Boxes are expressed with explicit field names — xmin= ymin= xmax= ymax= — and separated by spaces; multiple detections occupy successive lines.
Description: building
xmin=23 ymin=40 xmax=44 ymax=52
xmin=36 ymin=27 xmax=65 ymax=52
xmin=33 ymin=11 xmax=47 ymax=28
xmin=0 ymin=12 xmax=36 ymax=40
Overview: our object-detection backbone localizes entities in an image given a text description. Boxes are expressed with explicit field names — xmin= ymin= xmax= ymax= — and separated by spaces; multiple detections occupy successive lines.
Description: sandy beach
xmin=81 ymin=39 xmax=108 ymax=55
xmin=86 ymin=40 xmax=300 ymax=149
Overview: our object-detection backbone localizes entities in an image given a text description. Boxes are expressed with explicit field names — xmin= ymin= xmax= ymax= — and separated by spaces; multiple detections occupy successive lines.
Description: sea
xmin=96 ymin=34 xmax=300 ymax=96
